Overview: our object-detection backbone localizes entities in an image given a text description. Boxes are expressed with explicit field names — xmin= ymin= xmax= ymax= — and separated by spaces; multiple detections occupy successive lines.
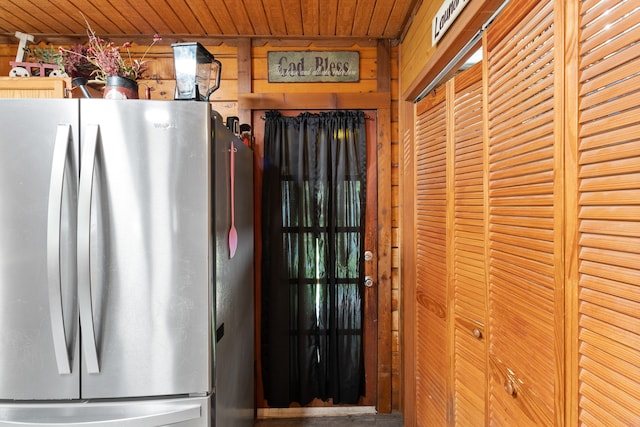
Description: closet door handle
xmin=504 ymin=380 xmax=517 ymax=397
xmin=47 ymin=124 xmax=73 ymax=375
xmin=78 ymin=124 xmax=100 ymax=374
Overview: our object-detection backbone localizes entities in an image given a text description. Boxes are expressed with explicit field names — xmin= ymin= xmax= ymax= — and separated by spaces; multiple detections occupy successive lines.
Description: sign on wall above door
xmin=432 ymin=0 xmax=471 ymax=45
xmin=267 ymin=51 xmax=360 ymax=83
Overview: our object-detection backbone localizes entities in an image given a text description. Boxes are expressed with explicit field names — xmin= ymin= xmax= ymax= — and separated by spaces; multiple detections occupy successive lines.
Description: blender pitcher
xmin=172 ymin=42 xmax=222 ymax=101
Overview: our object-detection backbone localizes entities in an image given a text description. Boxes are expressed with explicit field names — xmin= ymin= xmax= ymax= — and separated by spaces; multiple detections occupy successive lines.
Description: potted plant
xmin=57 ymin=44 xmax=97 ymax=80
xmin=21 ymin=46 xmax=66 ymax=77
xmin=59 ymin=19 xmax=161 ymax=99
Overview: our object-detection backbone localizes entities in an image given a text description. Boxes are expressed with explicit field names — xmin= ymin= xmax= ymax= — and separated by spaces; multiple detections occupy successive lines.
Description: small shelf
xmin=0 ymin=77 xmax=69 ymax=98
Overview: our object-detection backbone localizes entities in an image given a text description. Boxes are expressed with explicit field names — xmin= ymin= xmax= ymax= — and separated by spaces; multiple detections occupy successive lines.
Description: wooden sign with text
xmin=267 ymin=51 xmax=359 ymax=83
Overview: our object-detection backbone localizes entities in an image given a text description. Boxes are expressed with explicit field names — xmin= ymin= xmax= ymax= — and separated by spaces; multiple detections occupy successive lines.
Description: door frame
xmin=243 ymin=92 xmax=393 ymax=413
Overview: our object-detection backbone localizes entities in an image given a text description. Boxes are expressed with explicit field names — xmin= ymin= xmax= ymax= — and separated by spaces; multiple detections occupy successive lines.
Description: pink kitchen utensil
xmin=228 ymin=141 xmax=238 ymax=258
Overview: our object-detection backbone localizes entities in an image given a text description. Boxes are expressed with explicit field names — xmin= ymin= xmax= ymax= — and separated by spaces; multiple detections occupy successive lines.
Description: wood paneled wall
xmin=399 ymin=0 xmax=505 ymax=100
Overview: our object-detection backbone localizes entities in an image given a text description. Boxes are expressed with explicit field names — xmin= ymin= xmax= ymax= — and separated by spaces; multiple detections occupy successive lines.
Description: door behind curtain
xmin=254 ymin=110 xmax=378 ymax=409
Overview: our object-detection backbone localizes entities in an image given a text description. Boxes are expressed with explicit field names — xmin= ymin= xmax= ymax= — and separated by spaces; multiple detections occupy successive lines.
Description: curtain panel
xmin=261 ymin=110 xmax=368 ymax=407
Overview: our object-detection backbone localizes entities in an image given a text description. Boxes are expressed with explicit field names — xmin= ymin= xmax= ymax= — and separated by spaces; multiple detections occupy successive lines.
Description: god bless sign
xmin=267 ymin=51 xmax=360 ymax=83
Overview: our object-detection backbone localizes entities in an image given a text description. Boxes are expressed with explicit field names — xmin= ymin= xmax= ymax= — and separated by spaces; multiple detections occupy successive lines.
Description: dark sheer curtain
xmin=261 ymin=110 xmax=367 ymax=407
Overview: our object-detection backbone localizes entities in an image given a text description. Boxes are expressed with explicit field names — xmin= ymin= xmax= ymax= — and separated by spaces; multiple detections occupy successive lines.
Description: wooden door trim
xmin=244 ymin=92 xmax=393 ymax=413
xmin=239 ymin=92 xmax=390 ymax=110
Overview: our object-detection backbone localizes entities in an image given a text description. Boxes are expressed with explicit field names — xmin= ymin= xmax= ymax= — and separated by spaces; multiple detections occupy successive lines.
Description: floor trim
xmin=257 ymin=406 xmax=377 ymax=419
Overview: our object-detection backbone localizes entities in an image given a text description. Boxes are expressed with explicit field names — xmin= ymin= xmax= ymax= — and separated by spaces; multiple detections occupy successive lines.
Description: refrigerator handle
xmin=47 ymin=124 xmax=73 ymax=375
xmin=78 ymin=124 xmax=100 ymax=374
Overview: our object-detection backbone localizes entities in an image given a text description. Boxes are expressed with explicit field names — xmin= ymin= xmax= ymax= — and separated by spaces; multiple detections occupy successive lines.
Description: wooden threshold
xmin=257 ymin=406 xmax=377 ymax=419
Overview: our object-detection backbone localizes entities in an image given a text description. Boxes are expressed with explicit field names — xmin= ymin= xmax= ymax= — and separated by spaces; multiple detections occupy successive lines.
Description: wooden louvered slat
xmin=580 ymin=316 xmax=640 ymax=355
xmin=489 ymin=123 xmax=555 ymax=162
xmin=580 ymin=189 xmax=640 ymax=205
xmin=451 ymin=62 xmax=485 ymax=427
xmin=489 ymin=182 xmax=554 ymax=198
xmin=580 ymin=142 xmax=640 ymax=170
xmin=579 ymin=1 xmax=640 ymax=55
xmin=580 ymin=328 xmax=640 ymax=376
xmin=491 ymin=157 xmax=555 ymax=184
xmin=581 ymin=90 xmax=640 ymax=125
xmin=580 ymin=108 xmax=640 ymax=138
xmin=490 ymin=224 xmax=553 ymax=244
xmin=583 ymin=237 xmax=639 ymax=263
xmin=488 ymin=5 xmax=554 ymax=84
xmin=453 ymin=321 xmax=485 ymax=425
xmin=580 ymin=26 xmax=640 ymax=81
xmin=491 ymin=74 xmax=555 ymax=119
xmin=579 ymin=379 xmax=640 ymax=425
xmin=580 ymin=260 xmax=640 ymax=286
xmin=414 ymin=86 xmax=448 ymax=426
xmin=580 ymin=63 xmax=640 ymax=108
xmin=577 ymin=0 xmax=640 ymax=423
xmin=485 ymin=0 xmax=560 ymax=425
xmin=581 ymin=274 xmax=640 ymax=305
xmin=581 ymin=289 xmax=640 ymax=321
xmin=490 ymin=113 xmax=556 ymax=148
xmin=581 ymin=219 xmax=640 ymax=238
xmin=581 ymin=300 xmax=640 ymax=336
xmin=580 ymin=172 xmax=640 ymax=192
xmin=581 ymin=357 xmax=640 ymax=404
xmin=579 ymin=0 xmax=613 ymax=28
xmin=580 ymin=205 xmax=640 ymax=221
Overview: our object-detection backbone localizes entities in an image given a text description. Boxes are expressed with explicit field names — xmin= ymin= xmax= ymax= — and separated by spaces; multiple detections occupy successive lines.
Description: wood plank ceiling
xmin=0 ymin=0 xmax=422 ymax=44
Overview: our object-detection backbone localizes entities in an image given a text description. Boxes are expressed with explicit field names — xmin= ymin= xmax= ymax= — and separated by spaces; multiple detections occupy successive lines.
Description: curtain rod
xmin=413 ymin=0 xmax=510 ymax=104
xmin=260 ymin=113 xmax=372 ymax=120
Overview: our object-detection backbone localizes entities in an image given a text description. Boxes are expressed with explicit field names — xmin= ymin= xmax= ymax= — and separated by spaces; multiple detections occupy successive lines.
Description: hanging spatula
xmin=228 ymin=141 xmax=238 ymax=258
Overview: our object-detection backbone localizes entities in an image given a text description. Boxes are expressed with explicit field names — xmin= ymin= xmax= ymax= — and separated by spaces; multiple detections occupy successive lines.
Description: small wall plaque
xmin=267 ymin=51 xmax=360 ymax=83
xmin=432 ymin=0 xmax=471 ymax=45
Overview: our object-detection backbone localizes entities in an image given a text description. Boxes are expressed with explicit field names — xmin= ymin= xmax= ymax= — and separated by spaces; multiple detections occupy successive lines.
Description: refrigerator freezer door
xmin=78 ymin=100 xmax=212 ymax=399
xmin=0 ymin=99 xmax=80 ymax=399
xmin=211 ymin=115 xmax=255 ymax=427
xmin=0 ymin=396 xmax=211 ymax=426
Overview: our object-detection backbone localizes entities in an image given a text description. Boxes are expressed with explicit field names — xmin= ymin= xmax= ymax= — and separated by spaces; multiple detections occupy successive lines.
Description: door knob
xmin=364 ymin=276 xmax=374 ymax=287
xmin=504 ymin=380 xmax=517 ymax=397
xmin=364 ymin=250 xmax=373 ymax=261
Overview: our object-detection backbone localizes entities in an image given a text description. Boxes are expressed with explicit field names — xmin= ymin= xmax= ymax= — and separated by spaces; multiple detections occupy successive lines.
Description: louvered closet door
xmin=414 ymin=86 xmax=448 ymax=426
xmin=485 ymin=0 xmax=563 ymax=425
xmin=577 ymin=1 xmax=640 ymax=425
xmin=451 ymin=62 xmax=486 ymax=426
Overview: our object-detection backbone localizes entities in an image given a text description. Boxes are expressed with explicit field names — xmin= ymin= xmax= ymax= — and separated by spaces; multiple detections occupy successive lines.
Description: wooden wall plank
xmin=377 ymin=106 xmax=393 ymax=414
xmin=401 ymin=98 xmax=417 ymax=426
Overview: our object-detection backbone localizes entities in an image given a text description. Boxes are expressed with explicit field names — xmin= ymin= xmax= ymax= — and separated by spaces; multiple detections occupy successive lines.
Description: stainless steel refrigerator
xmin=0 ymin=99 xmax=254 ymax=426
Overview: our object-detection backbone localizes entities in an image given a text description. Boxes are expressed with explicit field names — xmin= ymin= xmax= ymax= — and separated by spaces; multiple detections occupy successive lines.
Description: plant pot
xmin=104 ymin=76 xmax=139 ymax=99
